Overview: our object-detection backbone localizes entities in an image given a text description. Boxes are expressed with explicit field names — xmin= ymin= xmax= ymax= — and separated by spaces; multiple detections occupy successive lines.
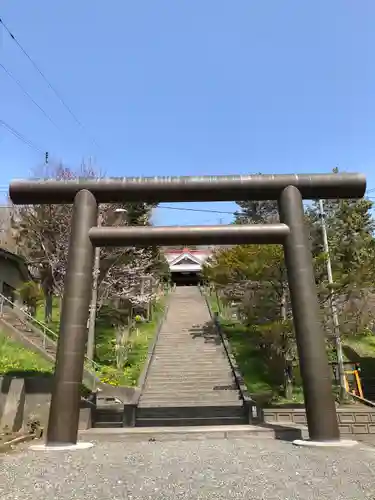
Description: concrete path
xmin=1 ymin=438 xmax=374 ymax=499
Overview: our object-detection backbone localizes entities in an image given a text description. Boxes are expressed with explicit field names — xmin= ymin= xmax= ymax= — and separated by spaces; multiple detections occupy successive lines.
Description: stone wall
xmin=0 ymin=375 xmax=91 ymax=431
xmin=263 ymin=407 xmax=375 ymax=435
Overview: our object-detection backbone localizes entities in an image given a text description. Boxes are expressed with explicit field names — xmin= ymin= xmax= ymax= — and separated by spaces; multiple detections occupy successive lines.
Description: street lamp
xmin=86 ymin=207 xmax=127 ymax=361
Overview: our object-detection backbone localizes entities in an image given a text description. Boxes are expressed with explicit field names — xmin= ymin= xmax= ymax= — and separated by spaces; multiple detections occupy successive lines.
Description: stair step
xmin=150 ymin=361 xmax=230 ymax=366
xmin=150 ymin=366 xmax=228 ymax=369
xmin=152 ymin=353 xmax=227 ymax=358
xmin=154 ymin=342 xmax=220 ymax=345
xmin=150 ymin=362 xmax=227 ymax=366
xmin=139 ymin=399 xmax=242 ymax=408
xmin=139 ymin=400 xmax=242 ymax=407
xmin=140 ymin=390 xmax=241 ymax=398
xmin=137 ymin=405 xmax=244 ymax=417
xmin=153 ymin=352 xmax=224 ymax=356
xmin=94 ymin=409 xmax=124 ymax=428
xmin=142 ymin=383 xmax=239 ymax=390
xmin=146 ymin=376 xmax=234 ymax=382
xmin=147 ymin=367 xmax=232 ymax=371
xmin=153 ymin=346 xmax=223 ymax=350
xmin=141 ymin=388 xmax=240 ymax=395
xmin=144 ymin=381 xmax=238 ymax=389
xmin=145 ymin=382 xmax=236 ymax=388
xmin=136 ymin=416 xmax=247 ymax=427
xmin=144 ymin=383 xmax=236 ymax=389
xmin=139 ymin=401 xmax=242 ymax=408
xmin=152 ymin=353 xmax=226 ymax=357
xmin=140 ymin=399 xmax=241 ymax=405
xmin=145 ymin=376 xmax=234 ymax=382
xmin=146 ymin=370 xmax=233 ymax=376
xmin=149 ymin=363 xmax=229 ymax=368
xmin=136 ymin=286 xmax=242 ymax=428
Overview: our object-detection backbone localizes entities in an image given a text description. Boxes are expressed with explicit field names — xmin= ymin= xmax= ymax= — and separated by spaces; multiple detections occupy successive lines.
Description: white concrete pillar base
xmin=293 ymin=439 xmax=358 ymax=448
xmin=30 ymin=441 xmax=94 ymax=451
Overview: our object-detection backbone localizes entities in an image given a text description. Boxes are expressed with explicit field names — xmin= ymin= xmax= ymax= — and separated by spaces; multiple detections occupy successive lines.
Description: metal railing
xmin=0 ymin=292 xmax=102 ymax=385
xmin=0 ymin=292 xmax=58 ymax=350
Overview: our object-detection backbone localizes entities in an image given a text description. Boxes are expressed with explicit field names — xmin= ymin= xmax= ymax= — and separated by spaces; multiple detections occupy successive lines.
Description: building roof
xmin=0 ymin=247 xmax=31 ymax=281
xmin=164 ymin=247 xmax=213 ymax=273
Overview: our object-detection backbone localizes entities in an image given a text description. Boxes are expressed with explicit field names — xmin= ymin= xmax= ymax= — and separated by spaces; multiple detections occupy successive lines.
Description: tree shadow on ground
xmin=188 ymin=320 xmax=222 ymax=345
xmin=188 ymin=321 xmax=241 ymax=393
xmin=187 ymin=319 xmax=286 ymax=402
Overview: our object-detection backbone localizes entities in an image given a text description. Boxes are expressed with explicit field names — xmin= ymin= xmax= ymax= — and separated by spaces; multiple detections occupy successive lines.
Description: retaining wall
xmin=0 ymin=375 xmax=92 ymax=431
xmin=263 ymin=406 xmax=375 ymax=435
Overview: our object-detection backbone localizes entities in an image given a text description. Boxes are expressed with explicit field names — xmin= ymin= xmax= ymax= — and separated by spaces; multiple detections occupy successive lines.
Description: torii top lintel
xmin=9 ymin=173 xmax=366 ymax=205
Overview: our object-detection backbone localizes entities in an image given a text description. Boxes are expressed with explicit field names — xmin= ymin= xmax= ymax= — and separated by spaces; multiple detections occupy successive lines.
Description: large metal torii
xmin=9 ymin=173 xmax=366 ymax=447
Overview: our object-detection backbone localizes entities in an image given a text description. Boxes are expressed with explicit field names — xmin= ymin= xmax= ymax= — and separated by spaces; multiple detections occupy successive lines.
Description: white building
xmin=164 ymin=247 xmax=213 ymax=285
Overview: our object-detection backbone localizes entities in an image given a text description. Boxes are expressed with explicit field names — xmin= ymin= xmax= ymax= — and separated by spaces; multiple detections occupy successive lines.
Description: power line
xmin=0 ymin=17 xmax=100 ymax=150
xmin=157 ymin=194 xmax=375 ymax=215
xmin=157 ymin=205 xmax=236 ymax=215
xmin=318 ymin=199 xmax=346 ymax=397
xmin=0 ymin=119 xmax=44 ymax=153
xmin=0 ymin=199 xmax=375 ymax=213
xmin=0 ymin=62 xmax=64 ymax=133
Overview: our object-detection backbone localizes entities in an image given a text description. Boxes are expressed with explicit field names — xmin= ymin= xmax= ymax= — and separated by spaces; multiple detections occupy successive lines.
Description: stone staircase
xmin=0 ymin=309 xmax=57 ymax=360
xmin=136 ymin=286 xmax=246 ymax=426
xmin=0 ymin=293 xmax=100 ymax=390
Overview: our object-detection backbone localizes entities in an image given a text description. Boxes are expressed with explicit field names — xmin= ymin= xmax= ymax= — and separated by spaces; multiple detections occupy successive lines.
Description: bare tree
xmin=10 ymin=162 xmax=166 ymax=322
xmin=0 ymin=206 xmax=17 ymax=252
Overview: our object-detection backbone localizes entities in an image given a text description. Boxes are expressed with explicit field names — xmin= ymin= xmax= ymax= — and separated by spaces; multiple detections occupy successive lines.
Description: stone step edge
xmin=79 ymin=423 xmax=306 ymax=441
xmin=138 ymin=402 xmax=244 ymax=407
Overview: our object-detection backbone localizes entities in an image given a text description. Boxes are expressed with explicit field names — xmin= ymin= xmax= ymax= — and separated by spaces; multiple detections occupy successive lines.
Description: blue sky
xmin=1 ymin=1 xmax=374 ymax=224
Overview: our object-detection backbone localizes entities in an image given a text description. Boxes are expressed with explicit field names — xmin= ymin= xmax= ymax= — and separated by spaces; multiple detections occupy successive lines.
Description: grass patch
xmin=207 ymin=290 xmax=221 ymax=315
xmin=35 ymin=297 xmax=60 ymax=335
xmin=96 ymin=299 xmax=166 ymax=387
xmin=1 ymin=293 xmax=167 ymax=388
xmin=219 ymin=320 xmax=304 ymax=405
xmin=34 ymin=296 xmax=167 ymax=387
xmin=0 ymin=331 xmax=53 ymax=375
xmin=206 ymin=291 xmax=374 ymax=405
xmin=205 ymin=291 xmax=300 ymax=403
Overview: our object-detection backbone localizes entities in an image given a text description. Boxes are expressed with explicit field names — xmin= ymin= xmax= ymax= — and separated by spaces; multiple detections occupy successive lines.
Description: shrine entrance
xmin=9 ymin=172 xmax=366 ymax=447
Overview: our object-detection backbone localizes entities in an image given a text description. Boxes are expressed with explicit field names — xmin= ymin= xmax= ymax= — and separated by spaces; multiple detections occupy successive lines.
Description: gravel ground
xmin=1 ymin=438 xmax=375 ymax=499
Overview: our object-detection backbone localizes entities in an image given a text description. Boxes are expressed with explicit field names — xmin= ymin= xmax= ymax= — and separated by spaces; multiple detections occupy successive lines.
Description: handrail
xmin=0 ymin=292 xmax=102 ymax=377
xmin=0 ymin=291 xmax=58 ymax=341
xmin=349 ymin=392 xmax=375 ymax=408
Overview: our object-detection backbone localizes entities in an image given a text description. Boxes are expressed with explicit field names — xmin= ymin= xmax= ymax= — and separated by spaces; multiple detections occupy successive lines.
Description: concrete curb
xmin=79 ymin=423 xmax=306 ymax=443
xmin=202 ymin=288 xmax=260 ymax=423
xmin=30 ymin=441 xmax=94 ymax=452
xmin=293 ymin=438 xmax=358 ymax=448
xmin=136 ymin=296 xmax=171 ymax=397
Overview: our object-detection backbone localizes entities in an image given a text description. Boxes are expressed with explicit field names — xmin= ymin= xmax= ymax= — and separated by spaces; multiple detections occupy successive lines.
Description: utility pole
xmin=86 ymin=211 xmax=101 ymax=361
xmin=318 ymin=199 xmax=346 ymax=400
xmin=87 ymin=207 xmax=127 ymax=361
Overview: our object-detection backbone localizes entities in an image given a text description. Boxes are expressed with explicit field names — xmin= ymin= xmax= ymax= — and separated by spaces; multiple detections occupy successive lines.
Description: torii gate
xmin=9 ymin=173 xmax=366 ymax=448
